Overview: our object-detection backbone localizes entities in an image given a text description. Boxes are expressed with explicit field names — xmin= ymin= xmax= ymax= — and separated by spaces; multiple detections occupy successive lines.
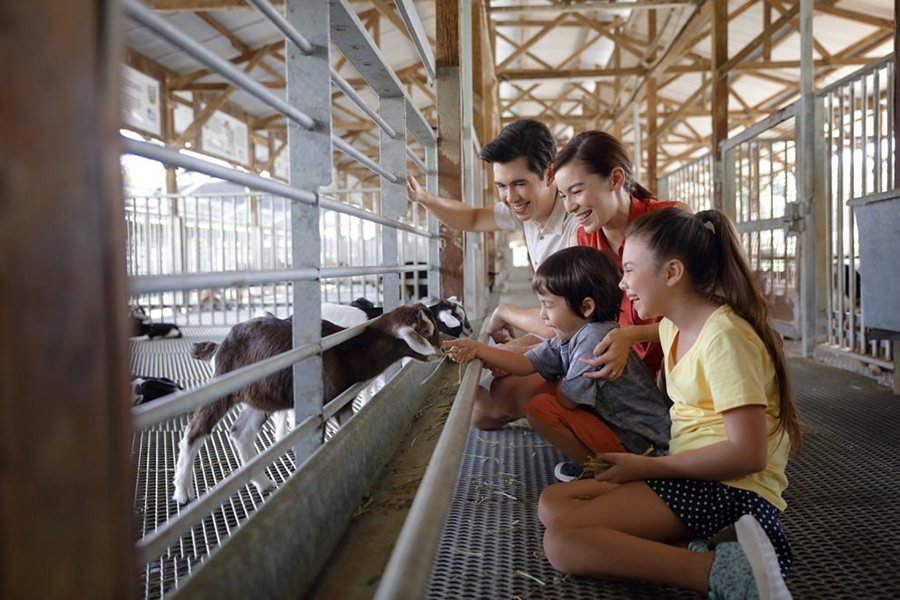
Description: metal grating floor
xmin=130 ymin=327 xmax=298 ymax=599
xmin=427 ymin=358 xmax=900 ymax=599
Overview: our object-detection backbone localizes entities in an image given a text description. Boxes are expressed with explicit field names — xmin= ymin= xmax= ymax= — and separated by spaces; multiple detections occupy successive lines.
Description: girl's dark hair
xmin=532 ymin=247 xmax=622 ymax=322
xmin=627 ymin=208 xmax=802 ymax=455
xmin=480 ymin=119 xmax=556 ymax=178
xmin=553 ymin=130 xmax=655 ymax=201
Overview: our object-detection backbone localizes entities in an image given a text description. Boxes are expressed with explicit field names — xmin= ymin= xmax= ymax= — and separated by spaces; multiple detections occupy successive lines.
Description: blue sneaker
xmin=553 ymin=461 xmax=584 ymax=482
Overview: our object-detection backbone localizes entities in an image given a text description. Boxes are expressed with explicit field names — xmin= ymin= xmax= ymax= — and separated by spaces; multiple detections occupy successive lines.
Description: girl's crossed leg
xmin=539 ymin=480 xmax=714 ymax=593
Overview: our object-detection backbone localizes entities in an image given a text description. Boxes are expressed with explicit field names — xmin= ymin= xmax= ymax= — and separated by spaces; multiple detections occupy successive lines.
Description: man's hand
xmin=406 ymin=173 xmax=428 ymax=204
xmin=579 ymin=327 xmax=632 ymax=381
xmin=487 ymin=306 xmax=517 ymax=344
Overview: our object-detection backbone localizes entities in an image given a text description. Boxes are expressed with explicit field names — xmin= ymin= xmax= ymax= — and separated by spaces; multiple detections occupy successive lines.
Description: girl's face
xmin=620 ymin=236 xmax=669 ymax=320
xmin=554 ymin=161 xmax=622 ymax=234
xmin=536 ymin=291 xmax=590 ymax=341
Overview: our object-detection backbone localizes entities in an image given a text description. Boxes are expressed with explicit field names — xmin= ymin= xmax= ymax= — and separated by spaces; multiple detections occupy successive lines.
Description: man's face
xmin=492 ymin=156 xmax=554 ymax=223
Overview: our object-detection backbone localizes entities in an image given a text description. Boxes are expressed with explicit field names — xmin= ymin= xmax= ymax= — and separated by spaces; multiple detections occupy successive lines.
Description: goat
xmin=321 ymin=296 xmax=472 ymax=338
xmin=172 ymin=303 xmax=443 ymax=504
xmin=131 ymin=375 xmax=183 ymax=406
xmin=130 ymin=305 xmax=183 ymax=340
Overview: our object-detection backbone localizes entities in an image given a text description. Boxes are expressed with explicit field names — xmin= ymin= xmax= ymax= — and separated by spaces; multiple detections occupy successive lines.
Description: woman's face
xmin=555 ymin=161 xmax=620 ymax=234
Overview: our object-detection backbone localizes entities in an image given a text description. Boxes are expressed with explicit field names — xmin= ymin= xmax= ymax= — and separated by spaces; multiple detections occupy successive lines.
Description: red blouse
xmin=577 ymin=196 xmax=679 ymax=377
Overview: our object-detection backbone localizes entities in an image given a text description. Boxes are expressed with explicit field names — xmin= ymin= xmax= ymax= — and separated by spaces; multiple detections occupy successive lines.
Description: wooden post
xmin=646 ymin=10 xmax=658 ymax=192
xmin=711 ymin=0 xmax=728 ymax=210
xmin=0 ymin=2 xmax=135 ymax=597
xmin=436 ymin=0 xmax=464 ymax=299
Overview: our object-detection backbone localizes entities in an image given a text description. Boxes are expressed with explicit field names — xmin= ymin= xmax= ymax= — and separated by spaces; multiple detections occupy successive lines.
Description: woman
xmin=551 ymin=130 xmax=690 ymax=380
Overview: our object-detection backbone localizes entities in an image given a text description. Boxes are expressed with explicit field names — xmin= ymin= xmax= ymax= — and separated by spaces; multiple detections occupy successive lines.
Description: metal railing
xmin=657 ymin=152 xmax=713 ymax=211
xmin=820 ymin=56 xmax=895 ymax=369
xmin=120 ymin=0 xmax=453 ymax=596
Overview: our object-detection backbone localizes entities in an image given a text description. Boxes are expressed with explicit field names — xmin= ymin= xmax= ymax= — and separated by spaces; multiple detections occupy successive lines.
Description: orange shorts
xmin=524 ymin=392 xmax=627 ymax=454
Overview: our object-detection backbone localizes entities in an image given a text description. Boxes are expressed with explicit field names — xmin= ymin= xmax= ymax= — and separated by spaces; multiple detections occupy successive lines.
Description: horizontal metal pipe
xmin=122 ymin=0 xmax=314 ymax=130
xmin=245 ymin=0 xmax=313 ymax=53
xmin=331 ymin=69 xmax=398 ymax=138
xmin=333 ymin=137 xmax=400 ymax=182
xmin=406 ymin=147 xmax=427 ymax=173
xmin=490 ymin=0 xmax=693 ymax=13
xmin=130 ymin=263 xmax=435 ymax=295
xmin=374 ymin=321 xmax=490 ymax=600
xmin=122 ymin=138 xmax=317 ymax=204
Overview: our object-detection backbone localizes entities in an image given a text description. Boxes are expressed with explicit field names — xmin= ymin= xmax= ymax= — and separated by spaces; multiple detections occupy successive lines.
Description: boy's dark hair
xmin=479 ymin=119 xmax=556 ymax=178
xmin=532 ymin=247 xmax=622 ymax=322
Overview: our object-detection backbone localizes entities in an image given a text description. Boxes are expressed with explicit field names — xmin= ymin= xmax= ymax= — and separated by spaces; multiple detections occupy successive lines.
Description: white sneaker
xmin=735 ymin=514 xmax=792 ymax=600
xmin=553 ymin=461 xmax=584 ymax=482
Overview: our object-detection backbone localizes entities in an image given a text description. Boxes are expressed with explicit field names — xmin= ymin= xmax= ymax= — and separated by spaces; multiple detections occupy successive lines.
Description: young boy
xmin=444 ymin=246 xmax=671 ymax=481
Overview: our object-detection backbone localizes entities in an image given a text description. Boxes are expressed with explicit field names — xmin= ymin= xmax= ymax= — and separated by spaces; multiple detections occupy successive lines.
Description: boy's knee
xmin=524 ymin=393 xmax=563 ymax=424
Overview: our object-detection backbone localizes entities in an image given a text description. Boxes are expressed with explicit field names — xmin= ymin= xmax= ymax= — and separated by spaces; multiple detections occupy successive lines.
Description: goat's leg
xmin=230 ymin=406 xmax=276 ymax=494
xmin=173 ymin=397 xmax=235 ymax=504
xmin=272 ymin=409 xmax=294 ymax=442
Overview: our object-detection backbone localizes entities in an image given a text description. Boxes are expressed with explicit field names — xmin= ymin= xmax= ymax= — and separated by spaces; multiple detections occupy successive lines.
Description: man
xmin=407 ymin=119 xmax=579 ymax=429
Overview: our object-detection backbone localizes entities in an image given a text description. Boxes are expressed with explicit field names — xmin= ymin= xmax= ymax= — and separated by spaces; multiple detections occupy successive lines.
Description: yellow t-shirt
xmin=659 ymin=305 xmax=790 ymax=510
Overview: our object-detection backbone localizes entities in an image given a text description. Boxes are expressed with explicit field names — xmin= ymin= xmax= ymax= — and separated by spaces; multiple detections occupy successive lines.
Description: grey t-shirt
xmin=526 ymin=321 xmax=671 ymax=454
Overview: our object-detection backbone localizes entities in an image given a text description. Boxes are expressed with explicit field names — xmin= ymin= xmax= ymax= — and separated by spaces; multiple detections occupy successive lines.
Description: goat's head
xmin=426 ymin=296 xmax=473 ymax=338
xmin=387 ymin=304 xmax=443 ymax=359
xmin=130 ymin=305 xmax=148 ymax=322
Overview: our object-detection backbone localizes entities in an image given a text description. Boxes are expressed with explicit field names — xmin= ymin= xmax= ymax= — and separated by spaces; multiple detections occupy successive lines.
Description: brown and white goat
xmin=172 ymin=304 xmax=443 ymax=504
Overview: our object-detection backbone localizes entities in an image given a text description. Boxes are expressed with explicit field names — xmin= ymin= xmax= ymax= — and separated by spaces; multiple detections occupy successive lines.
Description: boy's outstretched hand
xmin=443 ymin=338 xmax=480 ymax=364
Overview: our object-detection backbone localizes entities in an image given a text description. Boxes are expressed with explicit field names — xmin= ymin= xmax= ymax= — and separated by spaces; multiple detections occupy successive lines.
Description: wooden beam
xmin=815 ymin=4 xmax=894 ymax=30
xmin=2 ymin=2 xmax=135 ymax=597
xmin=496 ymin=14 xmax=567 ymax=70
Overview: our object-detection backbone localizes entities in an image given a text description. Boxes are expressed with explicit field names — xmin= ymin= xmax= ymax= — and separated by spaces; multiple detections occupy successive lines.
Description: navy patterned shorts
xmin=646 ymin=478 xmax=793 ymax=577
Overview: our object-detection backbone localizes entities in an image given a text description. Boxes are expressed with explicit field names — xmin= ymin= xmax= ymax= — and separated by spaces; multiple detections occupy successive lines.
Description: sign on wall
xmin=201 ymin=110 xmax=249 ymax=165
xmin=122 ymin=65 xmax=162 ymax=136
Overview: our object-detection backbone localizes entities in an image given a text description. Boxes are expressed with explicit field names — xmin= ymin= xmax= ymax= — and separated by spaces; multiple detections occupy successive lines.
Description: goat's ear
xmin=447 ymin=296 xmax=459 ymax=304
xmin=395 ymin=326 xmax=436 ymax=356
xmin=437 ymin=310 xmax=461 ymax=329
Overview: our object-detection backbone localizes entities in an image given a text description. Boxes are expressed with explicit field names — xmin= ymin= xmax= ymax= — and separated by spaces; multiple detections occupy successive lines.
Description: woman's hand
xmin=593 ymin=452 xmax=659 ymax=484
xmin=487 ymin=306 xmax=517 ymax=344
xmin=442 ymin=339 xmax=480 ymax=364
xmin=579 ymin=327 xmax=632 ymax=381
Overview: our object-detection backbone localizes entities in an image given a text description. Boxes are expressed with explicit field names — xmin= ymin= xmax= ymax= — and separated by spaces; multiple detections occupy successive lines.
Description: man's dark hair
xmin=479 ymin=119 xmax=556 ymax=178
xmin=532 ymin=247 xmax=622 ymax=322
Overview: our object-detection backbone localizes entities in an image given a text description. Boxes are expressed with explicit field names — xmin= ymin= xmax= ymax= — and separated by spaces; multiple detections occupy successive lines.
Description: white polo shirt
xmin=493 ymin=195 xmax=579 ymax=269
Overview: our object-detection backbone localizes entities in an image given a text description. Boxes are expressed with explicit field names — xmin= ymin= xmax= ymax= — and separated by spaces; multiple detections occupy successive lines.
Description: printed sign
xmin=201 ymin=110 xmax=250 ymax=165
xmin=122 ymin=65 xmax=161 ymax=136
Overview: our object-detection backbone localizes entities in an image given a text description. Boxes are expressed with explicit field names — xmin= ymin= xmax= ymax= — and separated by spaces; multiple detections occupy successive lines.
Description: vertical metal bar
xmin=862 ymin=73 xmax=868 ymax=197
xmin=380 ymin=95 xmax=407 ymax=311
xmin=287 ymin=0 xmax=330 ymax=459
xmin=825 ymin=91 xmax=835 ymax=343
xmin=874 ymin=68 xmax=882 ymax=194
xmin=798 ymin=0 xmax=816 ymax=355
xmin=848 ymin=82 xmax=856 ymax=351
xmin=888 ymin=60 xmax=895 ymax=190
xmin=426 ymin=142 xmax=440 ymax=299
xmin=837 ymin=89 xmax=845 ymax=349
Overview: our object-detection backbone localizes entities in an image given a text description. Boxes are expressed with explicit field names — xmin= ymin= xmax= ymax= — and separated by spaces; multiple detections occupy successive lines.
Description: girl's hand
xmin=593 ymin=452 xmax=658 ymax=484
xmin=443 ymin=339 xmax=480 ymax=364
xmin=579 ymin=327 xmax=632 ymax=381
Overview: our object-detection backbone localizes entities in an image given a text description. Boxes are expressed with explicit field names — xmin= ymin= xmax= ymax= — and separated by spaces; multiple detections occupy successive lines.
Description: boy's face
xmin=493 ymin=156 xmax=556 ymax=223
xmin=536 ymin=291 xmax=589 ymax=341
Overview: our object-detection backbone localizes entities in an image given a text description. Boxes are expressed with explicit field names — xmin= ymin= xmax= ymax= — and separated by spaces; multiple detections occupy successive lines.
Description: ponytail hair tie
xmin=702 ymin=220 xmax=716 ymax=235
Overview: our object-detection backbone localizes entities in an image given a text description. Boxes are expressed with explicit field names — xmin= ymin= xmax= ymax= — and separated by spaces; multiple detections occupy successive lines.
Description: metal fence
xmin=821 ymin=56 xmax=895 ymax=370
xmin=657 ymin=152 xmax=713 ymax=211
xmin=660 ymin=56 xmax=895 ymax=375
xmin=119 ymin=0 xmax=477 ymax=597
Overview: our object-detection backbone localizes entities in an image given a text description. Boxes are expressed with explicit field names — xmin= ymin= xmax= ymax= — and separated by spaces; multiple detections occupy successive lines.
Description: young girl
xmin=538 ymin=208 xmax=802 ymax=598
xmin=444 ymin=246 xmax=671 ymax=480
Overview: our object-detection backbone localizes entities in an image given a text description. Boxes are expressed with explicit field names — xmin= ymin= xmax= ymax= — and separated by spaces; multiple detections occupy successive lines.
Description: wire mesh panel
xmin=821 ymin=56 xmax=895 ymax=369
